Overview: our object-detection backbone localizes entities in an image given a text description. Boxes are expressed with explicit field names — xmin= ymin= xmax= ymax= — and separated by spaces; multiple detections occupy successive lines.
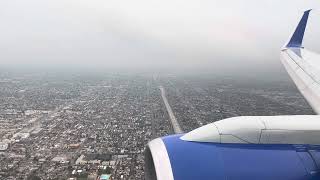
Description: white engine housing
xmin=181 ymin=115 xmax=320 ymax=144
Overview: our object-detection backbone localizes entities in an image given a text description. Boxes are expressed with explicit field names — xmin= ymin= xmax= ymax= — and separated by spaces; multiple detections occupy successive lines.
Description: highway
xmin=159 ymin=86 xmax=183 ymax=133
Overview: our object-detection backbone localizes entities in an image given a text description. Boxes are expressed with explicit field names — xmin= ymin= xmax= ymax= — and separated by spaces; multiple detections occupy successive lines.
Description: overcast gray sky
xmin=0 ymin=0 xmax=320 ymax=71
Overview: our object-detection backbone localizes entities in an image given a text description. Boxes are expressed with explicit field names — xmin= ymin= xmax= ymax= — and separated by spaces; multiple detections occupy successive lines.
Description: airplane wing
xmin=281 ymin=10 xmax=320 ymax=114
xmin=145 ymin=10 xmax=320 ymax=180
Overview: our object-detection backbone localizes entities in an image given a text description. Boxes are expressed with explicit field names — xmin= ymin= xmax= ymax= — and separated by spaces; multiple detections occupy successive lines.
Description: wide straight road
xmin=159 ymin=86 xmax=183 ymax=133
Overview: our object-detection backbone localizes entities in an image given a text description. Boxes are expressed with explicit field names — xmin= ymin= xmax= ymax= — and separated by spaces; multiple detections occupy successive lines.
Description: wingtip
xmin=305 ymin=9 xmax=312 ymax=13
xmin=286 ymin=10 xmax=312 ymax=48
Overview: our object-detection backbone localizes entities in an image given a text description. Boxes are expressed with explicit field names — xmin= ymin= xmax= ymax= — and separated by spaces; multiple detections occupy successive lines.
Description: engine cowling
xmin=145 ymin=116 xmax=320 ymax=180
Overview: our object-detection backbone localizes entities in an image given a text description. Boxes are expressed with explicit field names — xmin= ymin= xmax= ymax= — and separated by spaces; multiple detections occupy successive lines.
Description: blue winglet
xmin=286 ymin=9 xmax=312 ymax=48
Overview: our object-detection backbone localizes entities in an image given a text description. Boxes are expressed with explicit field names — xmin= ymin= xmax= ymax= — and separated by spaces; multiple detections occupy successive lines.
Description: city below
xmin=0 ymin=70 xmax=314 ymax=180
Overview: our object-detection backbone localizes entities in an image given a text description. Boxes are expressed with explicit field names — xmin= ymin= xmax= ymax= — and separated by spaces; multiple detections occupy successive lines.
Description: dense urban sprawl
xmin=0 ymin=71 xmax=314 ymax=179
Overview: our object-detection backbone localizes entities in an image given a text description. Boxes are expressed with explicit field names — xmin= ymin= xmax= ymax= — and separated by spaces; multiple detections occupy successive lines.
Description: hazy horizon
xmin=1 ymin=0 xmax=320 ymax=73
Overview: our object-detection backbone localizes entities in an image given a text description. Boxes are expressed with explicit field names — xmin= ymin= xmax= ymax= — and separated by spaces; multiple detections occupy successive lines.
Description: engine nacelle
xmin=145 ymin=116 xmax=320 ymax=180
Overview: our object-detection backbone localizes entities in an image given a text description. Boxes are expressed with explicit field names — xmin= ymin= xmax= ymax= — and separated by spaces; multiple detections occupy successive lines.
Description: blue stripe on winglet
xmin=287 ymin=9 xmax=312 ymax=48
